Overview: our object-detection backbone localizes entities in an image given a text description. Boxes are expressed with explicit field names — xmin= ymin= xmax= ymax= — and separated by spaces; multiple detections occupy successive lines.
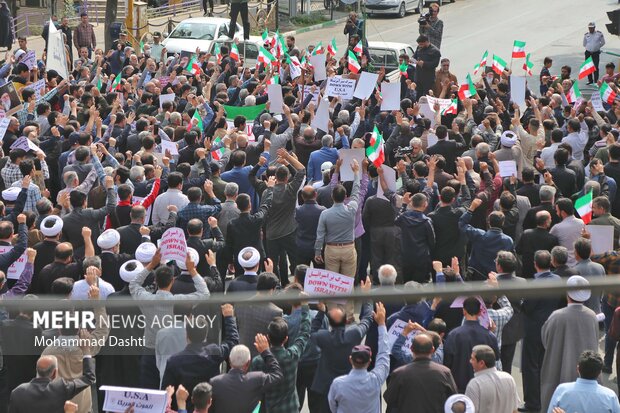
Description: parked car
xmin=367 ymin=41 xmax=415 ymax=72
xmin=161 ymin=17 xmax=244 ymax=54
xmin=365 ymin=0 xmax=446 ymax=18
xmin=207 ymin=37 xmax=264 ymax=68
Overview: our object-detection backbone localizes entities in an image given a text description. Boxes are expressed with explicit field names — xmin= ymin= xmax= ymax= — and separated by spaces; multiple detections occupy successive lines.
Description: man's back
xmin=550 ymin=216 xmax=584 ymax=266
xmin=236 ymin=302 xmax=283 ymax=358
xmin=465 ymin=367 xmax=519 ymax=413
xmin=549 ymin=378 xmax=620 ymax=413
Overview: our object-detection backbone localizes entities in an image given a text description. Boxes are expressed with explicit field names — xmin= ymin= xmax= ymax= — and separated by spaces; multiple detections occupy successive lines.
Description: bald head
xmin=351 ymin=138 xmax=365 ymax=149
xmin=536 ymin=210 xmax=551 ymax=228
xmin=36 ymin=355 xmax=58 ymax=378
xmin=301 ymin=185 xmax=317 ymax=202
xmin=411 ymin=333 xmax=434 ymax=356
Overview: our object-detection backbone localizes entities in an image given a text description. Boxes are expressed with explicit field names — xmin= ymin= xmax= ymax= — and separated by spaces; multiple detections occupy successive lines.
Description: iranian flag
xmin=187 ymin=110 xmax=203 ymax=132
xmin=276 ymin=33 xmax=286 ymax=59
xmin=578 ymin=57 xmax=596 ymax=80
xmin=523 ymin=53 xmax=534 ymax=76
xmin=261 ymin=29 xmax=269 ymax=42
xmin=211 ymin=147 xmax=226 ymax=161
xmin=312 ymin=42 xmax=324 ymax=55
xmin=327 ymin=38 xmax=338 ymax=56
xmin=214 ymin=43 xmax=222 ymax=64
xmin=266 ymin=74 xmax=279 ymax=85
xmin=399 ymin=62 xmax=408 ymax=78
xmin=258 ymin=46 xmax=276 ymax=66
xmin=473 ymin=50 xmax=488 ymax=75
xmin=348 ymin=50 xmax=360 ymax=74
xmin=230 ymin=43 xmax=240 ymax=61
xmin=458 ymin=73 xmax=476 ymax=101
xmin=512 ymin=40 xmax=526 ymax=58
xmin=441 ymin=99 xmax=458 ymax=115
xmin=366 ymin=125 xmax=385 ymax=168
xmin=492 ymin=55 xmax=507 ymax=75
xmin=353 ymin=40 xmax=363 ymax=56
xmin=566 ymin=82 xmax=581 ymax=104
xmin=575 ymin=190 xmax=593 ymax=224
xmin=600 ymin=82 xmax=617 ymax=104
xmin=186 ymin=56 xmax=200 ymax=76
xmin=109 ymin=74 xmax=122 ymax=92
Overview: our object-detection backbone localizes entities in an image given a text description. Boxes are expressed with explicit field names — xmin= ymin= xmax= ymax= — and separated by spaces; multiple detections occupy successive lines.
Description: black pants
xmin=522 ymin=336 xmax=545 ymax=410
xmin=402 ymin=260 xmax=431 ymax=284
xmin=585 ymin=50 xmax=600 ymax=82
xmin=139 ymin=350 xmax=160 ymax=390
xmin=369 ymin=226 xmax=400 ymax=284
xmin=297 ymin=247 xmax=325 ymax=269
xmin=228 ymin=2 xmax=250 ymax=40
xmin=501 ymin=342 xmax=517 ymax=375
xmin=267 ymin=232 xmax=297 ymax=287
xmin=202 ymin=0 xmax=213 ymax=13
xmin=297 ymin=363 xmax=321 ymax=413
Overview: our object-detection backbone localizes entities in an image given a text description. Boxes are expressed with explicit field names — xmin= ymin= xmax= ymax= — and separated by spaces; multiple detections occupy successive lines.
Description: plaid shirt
xmin=487 ymin=295 xmax=514 ymax=350
xmin=15 ymin=87 xmax=59 ymax=126
xmin=74 ymin=23 xmax=96 ymax=49
xmin=250 ymin=306 xmax=311 ymax=413
xmin=592 ymin=251 xmax=620 ymax=306
xmin=1 ymin=160 xmax=49 ymax=188
xmin=11 ymin=179 xmax=41 ymax=214
xmin=177 ymin=198 xmax=222 ymax=226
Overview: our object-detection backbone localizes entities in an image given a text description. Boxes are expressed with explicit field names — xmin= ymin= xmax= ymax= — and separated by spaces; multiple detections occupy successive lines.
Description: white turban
xmin=97 ymin=229 xmax=120 ymax=250
xmin=40 ymin=215 xmax=63 ymax=237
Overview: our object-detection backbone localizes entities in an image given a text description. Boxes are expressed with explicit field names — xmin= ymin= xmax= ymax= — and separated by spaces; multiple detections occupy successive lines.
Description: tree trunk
xmin=104 ymin=0 xmax=119 ymax=51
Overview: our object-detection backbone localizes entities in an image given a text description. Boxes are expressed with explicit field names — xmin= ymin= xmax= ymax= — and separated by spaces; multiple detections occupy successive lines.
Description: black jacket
xmin=428 ymin=205 xmax=466 ymax=266
xmin=516 ymin=228 xmax=559 ymax=279
xmin=394 ymin=209 xmax=435 ymax=265
xmin=426 ymin=140 xmax=466 ymax=175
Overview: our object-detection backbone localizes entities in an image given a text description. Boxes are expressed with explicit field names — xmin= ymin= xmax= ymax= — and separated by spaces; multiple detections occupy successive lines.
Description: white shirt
xmin=562 ymin=122 xmax=589 ymax=161
xmin=152 ymin=188 xmax=189 ymax=224
xmin=70 ymin=278 xmax=115 ymax=299
xmin=541 ymin=142 xmax=561 ymax=168
xmin=155 ymin=326 xmax=186 ymax=386
xmin=583 ymin=31 xmax=605 ymax=53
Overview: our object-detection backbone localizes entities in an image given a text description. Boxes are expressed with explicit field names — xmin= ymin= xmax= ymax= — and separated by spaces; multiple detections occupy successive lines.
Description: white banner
xmin=100 ymin=386 xmax=167 ymax=413
xmin=0 ymin=246 xmax=27 ymax=280
xmin=325 ymin=76 xmax=356 ymax=100
xmin=304 ymin=268 xmax=354 ymax=301
xmin=46 ymin=19 xmax=69 ymax=80
xmin=159 ymin=227 xmax=187 ymax=263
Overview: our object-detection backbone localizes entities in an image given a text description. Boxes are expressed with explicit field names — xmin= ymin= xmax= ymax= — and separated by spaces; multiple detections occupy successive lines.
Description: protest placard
xmin=353 ymin=72 xmax=379 ymax=100
xmin=498 ymin=160 xmax=518 ymax=177
xmin=267 ymin=84 xmax=284 ymax=114
xmin=225 ymin=120 xmax=255 ymax=141
xmin=159 ymin=140 xmax=178 ymax=156
xmin=387 ymin=319 xmax=417 ymax=354
xmin=100 ymin=386 xmax=167 ymax=413
xmin=304 ymin=268 xmax=354 ymax=303
xmin=451 ymin=296 xmax=490 ymax=329
xmin=326 ymin=76 xmax=356 ymax=100
xmin=159 ymin=93 xmax=175 ymax=109
xmin=510 ymin=75 xmax=527 ymax=109
xmin=157 ymin=76 xmax=170 ymax=88
xmin=427 ymin=133 xmax=438 ymax=148
xmin=338 ymin=148 xmax=365 ymax=181
xmin=380 ymin=82 xmax=400 ymax=111
xmin=0 ymin=82 xmax=22 ymax=112
xmin=25 ymin=79 xmax=45 ymax=99
xmin=298 ymin=85 xmax=320 ymax=104
xmin=587 ymin=225 xmax=614 ymax=255
xmin=309 ymin=54 xmax=327 ymax=81
xmin=591 ymin=92 xmax=605 ymax=112
xmin=0 ymin=246 xmax=27 ymax=280
xmin=20 ymin=50 xmax=36 ymax=70
xmin=0 ymin=118 xmax=10 ymax=141
xmin=311 ymin=97 xmax=330 ymax=133
xmin=47 ymin=20 xmax=69 ymax=80
xmin=11 ymin=136 xmax=41 ymax=153
xmin=160 ymin=227 xmax=187 ymax=263
xmin=425 ymin=96 xmax=453 ymax=113
xmin=377 ymin=164 xmax=396 ymax=201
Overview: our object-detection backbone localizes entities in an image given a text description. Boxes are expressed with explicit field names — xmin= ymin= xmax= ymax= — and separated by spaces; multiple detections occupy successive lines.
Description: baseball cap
xmin=350 ymin=345 xmax=372 ymax=364
xmin=153 ymin=31 xmax=161 ymax=38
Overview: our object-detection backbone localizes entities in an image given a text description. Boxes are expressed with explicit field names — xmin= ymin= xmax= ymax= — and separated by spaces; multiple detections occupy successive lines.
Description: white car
xmin=368 ymin=41 xmax=415 ymax=73
xmin=161 ymin=17 xmax=244 ymax=55
xmin=208 ymin=36 xmax=264 ymax=68
xmin=365 ymin=0 xmax=445 ymax=18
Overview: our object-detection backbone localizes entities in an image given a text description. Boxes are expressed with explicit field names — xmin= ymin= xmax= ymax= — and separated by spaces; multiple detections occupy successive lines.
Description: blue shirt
xmin=328 ymin=325 xmax=390 ymax=413
xmin=307 ymin=147 xmax=340 ymax=182
xmin=547 ymin=378 xmax=620 ymax=413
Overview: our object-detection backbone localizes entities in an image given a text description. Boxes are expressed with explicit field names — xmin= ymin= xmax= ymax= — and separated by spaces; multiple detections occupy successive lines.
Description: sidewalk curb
xmin=282 ymin=16 xmax=349 ymax=37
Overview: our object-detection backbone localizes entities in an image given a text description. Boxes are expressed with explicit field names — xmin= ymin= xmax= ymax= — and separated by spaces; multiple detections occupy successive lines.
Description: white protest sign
xmin=510 ymin=75 xmax=527 ymax=109
xmin=377 ymin=164 xmax=396 ymax=201
xmin=326 ymin=76 xmax=356 ymax=100
xmin=418 ymin=96 xmax=437 ymax=127
xmin=427 ymin=133 xmax=438 ymax=149
xmin=498 ymin=160 xmax=518 ymax=177
xmin=587 ymin=225 xmax=614 ymax=254
xmin=159 ymin=93 xmax=175 ymax=109
xmin=225 ymin=120 xmax=255 ymax=141
xmin=309 ymin=54 xmax=327 ymax=81
xmin=338 ymin=148 xmax=365 ymax=181
xmin=46 ymin=20 xmax=69 ymax=80
xmin=425 ymin=96 xmax=452 ymax=113
xmin=298 ymin=85 xmax=320 ymax=104
xmin=288 ymin=56 xmax=302 ymax=79
xmin=0 ymin=118 xmax=10 ymax=142
xmin=100 ymin=385 xmax=167 ymax=413
xmin=591 ymin=92 xmax=605 ymax=112
xmin=159 ymin=139 xmax=178 ymax=156
xmin=387 ymin=319 xmax=416 ymax=354
xmin=132 ymin=196 xmax=152 ymax=225
xmin=159 ymin=227 xmax=187 ymax=263
xmin=25 ymin=79 xmax=45 ymax=99
xmin=304 ymin=268 xmax=354 ymax=303
xmin=0 ymin=246 xmax=27 ymax=280
xmin=380 ymin=82 xmax=400 ymax=111
xmin=311 ymin=97 xmax=330 ymax=133
xmin=267 ymin=84 xmax=284 ymax=114
xmin=20 ymin=50 xmax=36 ymax=70
xmin=353 ymin=71 xmax=379 ymax=100
xmin=11 ymin=136 xmax=41 ymax=153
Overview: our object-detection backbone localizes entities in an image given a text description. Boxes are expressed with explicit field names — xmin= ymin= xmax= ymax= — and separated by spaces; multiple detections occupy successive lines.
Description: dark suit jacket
xmin=384 ymin=358 xmax=457 ymax=413
xmin=186 ymin=228 xmax=225 ymax=279
xmin=0 ymin=316 xmax=43 ymax=393
xmin=426 ymin=139 xmax=466 ymax=175
xmin=117 ymin=223 xmax=143 ymax=256
xmin=516 ymin=183 xmax=541 ymax=207
xmin=235 ymin=301 xmax=283 ymax=359
xmin=101 ymin=251 xmax=134 ymax=291
xmin=522 ymin=202 xmax=561 ymax=232
xmin=516 ymin=227 xmax=559 ymax=279
xmin=210 ymin=350 xmax=283 ymax=413
xmin=428 ymin=204 xmax=467 ymax=265
xmin=9 ymin=357 xmax=95 ymax=413
xmin=550 ymin=165 xmax=576 ymax=198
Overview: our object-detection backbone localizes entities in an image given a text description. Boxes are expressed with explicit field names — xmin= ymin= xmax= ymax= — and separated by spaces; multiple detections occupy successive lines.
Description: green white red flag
xmin=211 ymin=147 xmax=226 ymax=161
xmin=399 ymin=62 xmax=408 ymax=78
xmin=458 ymin=73 xmax=476 ymax=101
xmin=258 ymin=46 xmax=276 ymax=66
xmin=187 ymin=110 xmax=203 ymax=132
xmin=578 ymin=57 xmax=596 ymax=80
xmin=575 ymin=190 xmax=593 ymax=224
xmin=213 ymin=43 xmax=222 ymax=64
xmin=366 ymin=125 xmax=385 ymax=168
xmin=441 ymin=99 xmax=458 ymax=116
xmin=512 ymin=40 xmax=526 ymax=58
xmin=473 ymin=50 xmax=488 ymax=75
xmin=185 ymin=56 xmax=200 ymax=76
xmin=109 ymin=73 xmax=122 ymax=92
xmin=600 ymin=82 xmax=617 ymax=104
xmin=230 ymin=43 xmax=240 ymax=61
xmin=348 ymin=50 xmax=360 ymax=74
xmin=566 ymin=82 xmax=581 ymax=104
xmin=353 ymin=40 xmax=363 ymax=56
xmin=523 ymin=53 xmax=534 ymax=76
xmin=327 ymin=38 xmax=338 ymax=56
xmin=312 ymin=42 xmax=324 ymax=55
xmin=492 ymin=55 xmax=507 ymax=75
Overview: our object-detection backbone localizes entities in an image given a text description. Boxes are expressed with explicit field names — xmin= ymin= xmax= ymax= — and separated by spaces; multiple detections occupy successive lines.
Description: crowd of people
xmin=0 ymin=8 xmax=619 ymax=413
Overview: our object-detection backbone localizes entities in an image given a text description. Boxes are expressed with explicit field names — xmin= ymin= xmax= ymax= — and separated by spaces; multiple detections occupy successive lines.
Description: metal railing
xmin=12 ymin=2 xmax=100 ymax=37
xmin=147 ymin=0 xmax=205 ymax=19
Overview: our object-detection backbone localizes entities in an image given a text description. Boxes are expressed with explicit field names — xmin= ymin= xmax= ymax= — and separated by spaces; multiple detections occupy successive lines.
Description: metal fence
xmin=12 ymin=4 xmax=100 ymax=37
